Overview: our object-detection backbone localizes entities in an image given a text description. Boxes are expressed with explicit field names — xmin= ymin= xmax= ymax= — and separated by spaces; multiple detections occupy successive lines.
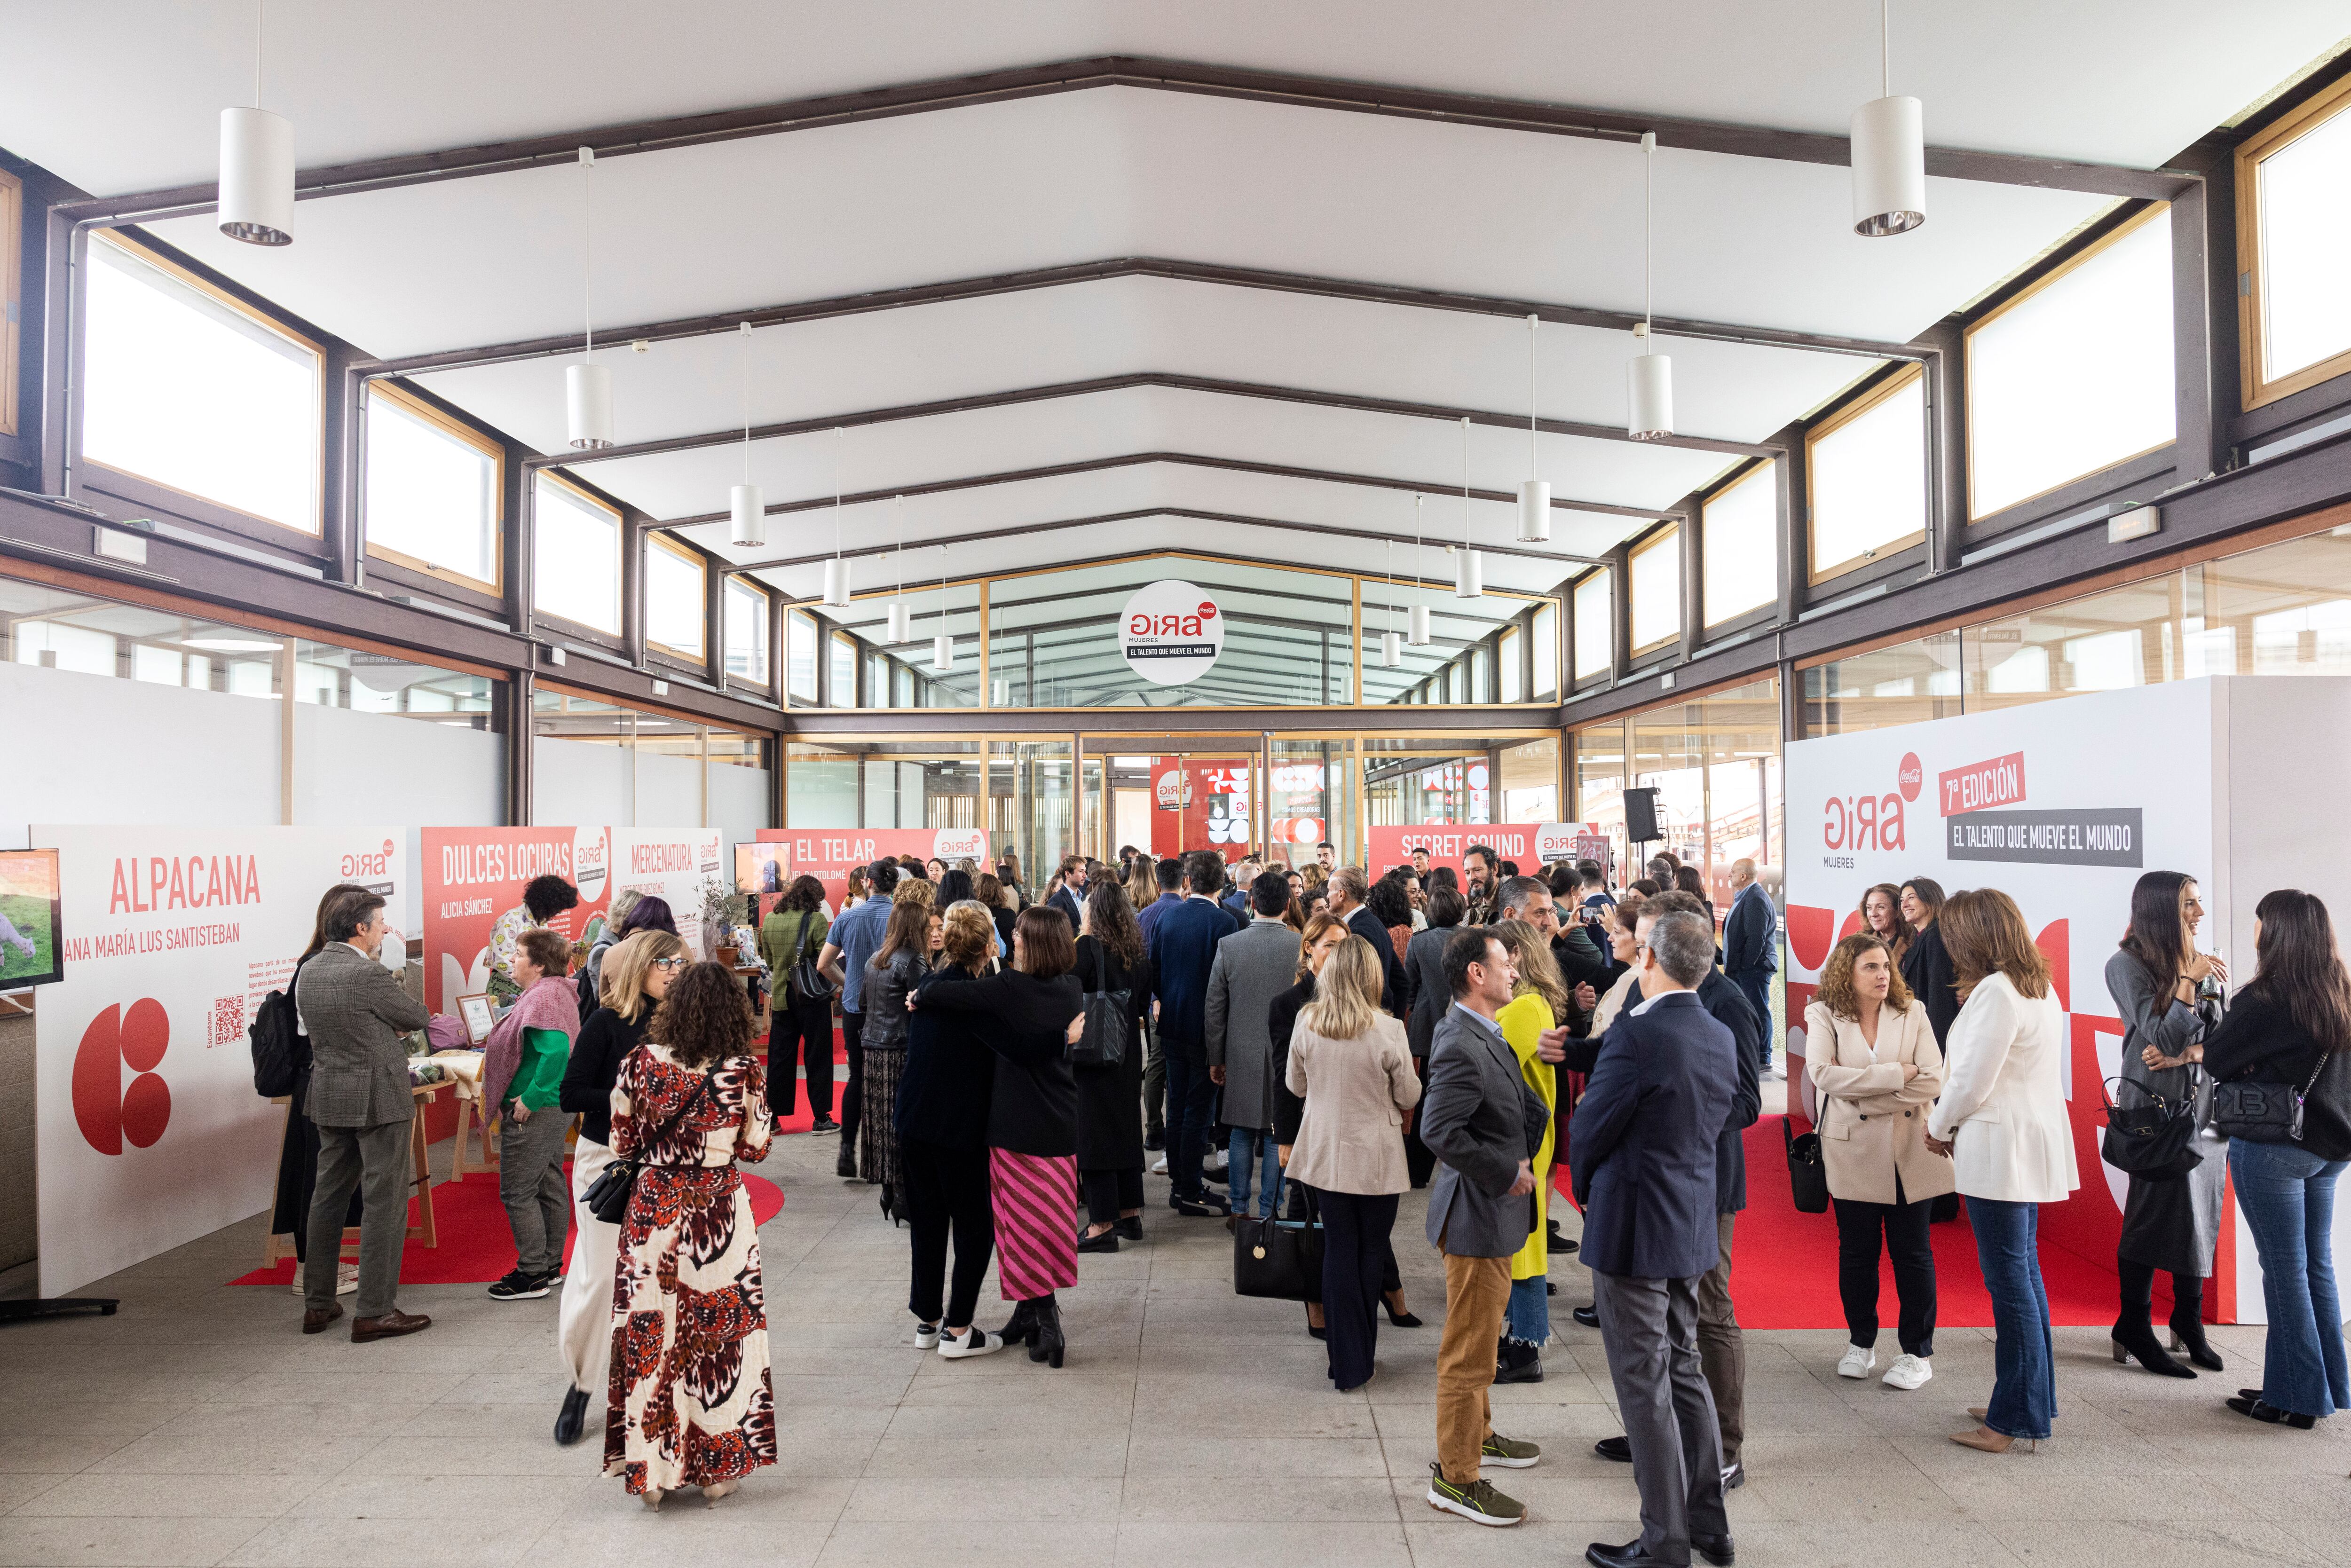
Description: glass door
xmin=1081 ymin=735 xmax=1262 ymax=865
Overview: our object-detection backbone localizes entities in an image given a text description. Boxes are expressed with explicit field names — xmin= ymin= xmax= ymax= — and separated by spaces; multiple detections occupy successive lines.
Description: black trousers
xmin=1082 ymin=1166 xmax=1144 ymax=1226
xmin=837 ymin=1009 xmax=867 ymax=1146
xmin=765 ymin=993 xmax=835 ymax=1119
xmin=1313 ymin=1187 xmax=1398 ymax=1389
xmin=1833 ymin=1189 xmax=1937 ymax=1356
xmin=1401 ymin=1055 xmax=1435 ymax=1188
xmin=901 ymin=1137 xmax=994 ymax=1328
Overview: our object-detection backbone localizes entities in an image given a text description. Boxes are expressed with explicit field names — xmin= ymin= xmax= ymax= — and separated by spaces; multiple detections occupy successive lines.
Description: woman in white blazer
xmin=1926 ymin=889 xmax=2077 ymax=1455
xmin=1806 ymin=933 xmax=1954 ymax=1393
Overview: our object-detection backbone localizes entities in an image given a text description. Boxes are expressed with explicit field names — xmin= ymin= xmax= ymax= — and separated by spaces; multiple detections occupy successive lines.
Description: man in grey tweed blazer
xmin=296 ymin=888 xmax=432 ymax=1341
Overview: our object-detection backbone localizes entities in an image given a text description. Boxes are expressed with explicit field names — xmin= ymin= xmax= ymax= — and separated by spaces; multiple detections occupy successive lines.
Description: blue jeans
xmin=1966 ymin=1196 xmax=2056 ymax=1440
xmin=1162 ymin=1045 xmax=1218 ymax=1204
xmin=1506 ymin=1274 xmax=1550 ymax=1347
xmin=2230 ymin=1138 xmax=2351 ymax=1418
xmin=1226 ymin=1127 xmax=1284 ymax=1218
xmin=1728 ymin=969 xmax=1773 ymax=1067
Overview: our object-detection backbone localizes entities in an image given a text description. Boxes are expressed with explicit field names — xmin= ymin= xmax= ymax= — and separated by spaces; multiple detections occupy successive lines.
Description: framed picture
xmin=455 ymin=992 xmax=495 ymax=1044
xmin=0 ymin=848 xmax=64 ymax=991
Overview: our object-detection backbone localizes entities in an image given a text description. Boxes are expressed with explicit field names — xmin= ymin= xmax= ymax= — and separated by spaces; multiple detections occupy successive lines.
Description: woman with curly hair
xmin=1805 ymin=932 xmax=1950 ymax=1392
xmin=602 ymin=960 xmax=775 ymax=1509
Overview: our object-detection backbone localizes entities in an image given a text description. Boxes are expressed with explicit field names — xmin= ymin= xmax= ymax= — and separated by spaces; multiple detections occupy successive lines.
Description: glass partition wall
xmin=787 ymin=550 xmax=1562 ymax=713
xmin=1569 ymin=678 xmax=1781 ymax=906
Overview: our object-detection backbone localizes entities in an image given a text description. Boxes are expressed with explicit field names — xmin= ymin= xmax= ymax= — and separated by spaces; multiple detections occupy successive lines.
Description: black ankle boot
xmin=2170 ymin=1310 xmax=2224 ymax=1371
xmin=995 ymin=1300 xmax=1040 ymax=1347
xmin=1029 ymin=1298 xmax=1065 ymax=1368
xmin=2111 ymin=1319 xmax=2195 ymax=1378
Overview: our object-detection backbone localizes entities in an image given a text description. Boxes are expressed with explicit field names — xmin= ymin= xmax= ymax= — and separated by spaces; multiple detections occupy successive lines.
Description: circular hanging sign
xmin=1120 ymin=579 xmax=1224 ymax=686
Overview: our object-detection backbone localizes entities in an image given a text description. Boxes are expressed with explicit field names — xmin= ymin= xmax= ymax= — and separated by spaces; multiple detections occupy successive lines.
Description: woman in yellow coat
xmin=1492 ymin=919 xmax=1571 ymax=1384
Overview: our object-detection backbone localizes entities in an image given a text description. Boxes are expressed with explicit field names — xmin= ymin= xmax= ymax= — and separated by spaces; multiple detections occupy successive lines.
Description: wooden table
xmin=261 ymin=1077 xmax=452 ymax=1266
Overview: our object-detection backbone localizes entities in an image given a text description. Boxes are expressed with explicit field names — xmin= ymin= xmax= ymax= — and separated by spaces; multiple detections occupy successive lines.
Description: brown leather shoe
xmin=301 ymin=1302 xmax=344 ymax=1335
xmin=350 ymin=1308 xmax=431 ymax=1343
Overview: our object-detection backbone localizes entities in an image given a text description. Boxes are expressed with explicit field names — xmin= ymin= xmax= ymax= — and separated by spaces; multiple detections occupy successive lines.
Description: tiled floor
xmin=6 ymin=1123 xmax=2350 ymax=1568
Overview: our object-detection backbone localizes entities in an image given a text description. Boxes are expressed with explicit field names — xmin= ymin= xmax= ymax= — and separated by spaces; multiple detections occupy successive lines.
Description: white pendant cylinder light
xmin=1851 ymin=2 xmax=1925 ymax=236
xmin=885 ymin=495 xmax=911 ymax=639
xmin=218 ymin=6 xmax=292 ymax=246
xmin=727 ymin=324 xmax=764 ymax=546
xmin=566 ymin=148 xmax=613 ymax=449
xmin=1408 ymin=496 xmax=1432 ymax=646
xmin=1381 ymin=541 xmax=1404 ymax=667
xmin=822 ymin=427 xmax=849 ymax=607
xmin=887 ymin=603 xmax=912 ymax=643
xmin=1628 ymin=132 xmax=1675 ymax=441
xmin=1453 ymin=417 xmax=1482 ymax=599
xmin=1518 ymin=315 xmax=1551 ymax=542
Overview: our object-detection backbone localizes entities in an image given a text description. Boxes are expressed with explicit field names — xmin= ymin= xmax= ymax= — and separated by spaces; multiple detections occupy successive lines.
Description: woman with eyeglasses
xmin=553 ymin=930 xmax=684 ymax=1448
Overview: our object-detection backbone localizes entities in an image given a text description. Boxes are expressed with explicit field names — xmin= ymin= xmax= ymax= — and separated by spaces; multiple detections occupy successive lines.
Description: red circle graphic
xmin=122 ymin=1073 xmax=171 ymax=1149
xmin=120 ymin=997 xmax=169 ymax=1072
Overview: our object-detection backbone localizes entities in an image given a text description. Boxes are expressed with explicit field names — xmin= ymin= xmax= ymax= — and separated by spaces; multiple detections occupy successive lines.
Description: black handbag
xmin=582 ymin=1071 xmax=714 ymax=1224
xmin=788 ymin=917 xmax=836 ymax=1006
xmin=1783 ymin=1114 xmax=1830 ymax=1214
xmin=2211 ymin=1051 xmax=2333 ymax=1145
xmin=2099 ymin=1076 xmax=2203 ymax=1179
xmin=1234 ymin=1197 xmax=1325 ymax=1302
xmin=1069 ymin=987 xmax=1131 ymax=1067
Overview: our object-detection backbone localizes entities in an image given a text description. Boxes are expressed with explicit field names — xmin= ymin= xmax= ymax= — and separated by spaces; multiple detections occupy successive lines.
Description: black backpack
xmin=249 ymin=965 xmax=308 ymax=1097
xmin=576 ymin=941 xmax=607 ymax=1025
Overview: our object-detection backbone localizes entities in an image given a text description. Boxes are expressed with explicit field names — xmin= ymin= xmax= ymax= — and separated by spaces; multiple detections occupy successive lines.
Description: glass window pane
xmin=83 ymin=236 xmax=319 ymax=531
xmin=1499 ymin=626 xmax=1523 ymax=703
xmin=1800 ymin=631 xmax=1961 ymax=737
xmin=2257 ymin=98 xmax=2351 ymax=383
xmin=645 ymin=542 xmax=704 ymax=659
xmin=534 ymin=475 xmax=621 ymax=634
xmin=1573 ymin=570 xmax=1612 ymax=680
xmin=828 ymin=632 xmax=855 ymax=708
xmin=1702 ymin=461 xmax=1775 ymax=626
xmin=1963 ymin=575 xmax=2179 ymax=713
xmin=724 ymin=579 xmax=768 ymax=683
xmin=1810 ymin=374 xmax=1925 ymax=578
xmin=2204 ymin=528 xmax=2351 ymax=677
xmin=1968 ymin=207 xmax=2174 ymax=519
xmin=364 ymin=390 xmax=498 ymax=587
xmin=788 ymin=610 xmax=817 ymax=701
xmin=1630 ymin=527 xmax=1681 ymax=654
xmin=1531 ymin=603 xmax=1559 ymax=701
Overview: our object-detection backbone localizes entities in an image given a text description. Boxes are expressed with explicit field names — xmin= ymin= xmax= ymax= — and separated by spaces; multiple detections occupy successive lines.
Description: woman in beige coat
xmin=1806 ymin=933 xmax=1953 ymax=1393
xmin=1285 ymin=937 xmax=1422 ymax=1393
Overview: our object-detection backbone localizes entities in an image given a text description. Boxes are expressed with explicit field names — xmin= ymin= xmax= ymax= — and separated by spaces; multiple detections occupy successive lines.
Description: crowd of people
xmin=270 ymin=838 xmax=2351 ymax=1560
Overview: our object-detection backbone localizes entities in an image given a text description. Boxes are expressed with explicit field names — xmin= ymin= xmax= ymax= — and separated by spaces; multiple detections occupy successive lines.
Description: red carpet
xmin=1555 ymin=1113 xmax=2121 ymax=1331
xmin=229 ymin=1169 xmax=784 ymax=1288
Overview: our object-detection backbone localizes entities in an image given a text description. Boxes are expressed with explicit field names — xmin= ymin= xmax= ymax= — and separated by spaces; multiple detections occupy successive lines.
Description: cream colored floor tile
xmin=1111 ymin=1520 xmax=1412 ymax=1568
xmin=1121 ymin=1472 xmax=1402 ymax=1521
xmin=16 ymin=1472 xmax=323 ymax=1519
xmin=815 ymin=1520 xmax=1118 ymax=1567
xmin=841 ymin=1473 xmax=1120 ymax=1521
xmin=0 ymin=1514 xmax=270 ymax=1568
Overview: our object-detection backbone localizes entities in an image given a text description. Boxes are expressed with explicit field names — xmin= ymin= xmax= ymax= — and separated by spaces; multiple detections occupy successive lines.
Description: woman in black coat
xmin=1899 ymin=877 xmax=1962 ymax=1043
xmin=895 ymin=908 xmax=1003 ymax=1358
xmin=1073 ymin=882 xmax=1150 ymax=1253
xmin=907 ymin=906 xmax=1085 ymax=1368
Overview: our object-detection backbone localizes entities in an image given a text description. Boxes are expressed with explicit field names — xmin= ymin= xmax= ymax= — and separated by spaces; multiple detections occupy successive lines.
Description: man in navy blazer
xmin=1568 ymin=908 xmax=1736 ymax=1568
xmin=1148 ymin=851 xmax=1239 ymax=1216
xmin=1720 ymin=859 xmax=1777 ymax=1076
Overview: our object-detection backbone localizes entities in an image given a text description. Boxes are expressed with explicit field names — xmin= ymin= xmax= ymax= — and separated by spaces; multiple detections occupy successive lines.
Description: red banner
xmin=1367 ymin=824 xmax=1541 ymax=877
xmin=1938 ymin=750 xmax=2028 ymax=815
xmin=421 ymin=827 xmax=612 ymax=1011
xmin=1149 ymin=758 xmax=1253 ymax=862
xmin=757 ymin=827 xmax=988 ymax=913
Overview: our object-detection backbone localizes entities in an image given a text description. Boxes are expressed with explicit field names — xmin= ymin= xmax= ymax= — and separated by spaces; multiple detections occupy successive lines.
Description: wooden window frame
xmin=1805 ymin=365 xmax=1929 ymax=585
xmin=643 ymin=532 xmax=708 ymax=662
xmin=1628 ymin=525 xmax=1682 ymax=658
xmin=2238 ymin=73 xmax=2351 ymax=410
xmin=83 ymin=229 xmax=327 ymax=537
xmin=1962 ymin=201 xmax=2175 ymax=523
xmin=1571 ymin=567 xmax=1613 ymax=682
xmin=0 ymin=168 xmax=19 ymax=438
xmin=1498 ymin=624 xmax=1523 ymax=704
xmin=532 ymin=470 xmax=624 ymax=637
xmin=1530 ymin=600 xmax=1560 ymax=701
xmin=828 ymin=628 xmax=858 ymax=709
xmin=723 ymin=574 xmax=770 ymax=686
xmin=362 ymin=380 xmax=504 ymax=594
xmin=787 ymin=607 xmax=819 ymax=702
xmin=1699 ymin=457 xmax=1780 ymax=625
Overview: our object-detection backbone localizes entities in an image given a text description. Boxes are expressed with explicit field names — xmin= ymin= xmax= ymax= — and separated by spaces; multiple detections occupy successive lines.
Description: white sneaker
xmin=1150 ymin=1156 xmax=1168 ymax=1175
xmin=1836 ymin=1344 xmax=1876 ymax=1379
xmin=912 ymin=1322 xmax=941 ymax=1350
xmin=1881 ymin=1353 xmax=1932 ymax=1390
xmin=937 ymin=1327 xmax=1005 ymax=1360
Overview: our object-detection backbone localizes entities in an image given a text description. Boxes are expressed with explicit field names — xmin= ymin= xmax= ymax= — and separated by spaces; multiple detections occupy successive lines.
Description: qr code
xmin=210 ymin=994 xmax=246 ymax=1047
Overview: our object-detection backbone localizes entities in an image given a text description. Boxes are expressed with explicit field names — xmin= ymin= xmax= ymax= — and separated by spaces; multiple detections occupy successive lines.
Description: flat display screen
xmin=0 ymin=848 xmax=65 ymax=990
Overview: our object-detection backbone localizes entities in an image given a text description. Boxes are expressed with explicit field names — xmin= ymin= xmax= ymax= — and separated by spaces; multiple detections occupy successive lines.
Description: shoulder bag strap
xmin=638 ymin=1068 xmax=717 ymax=1163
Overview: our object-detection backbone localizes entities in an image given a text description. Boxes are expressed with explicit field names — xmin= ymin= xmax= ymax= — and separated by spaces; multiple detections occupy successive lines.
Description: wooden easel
xmin=262 ymin=1079 xmax=449 ymax=1266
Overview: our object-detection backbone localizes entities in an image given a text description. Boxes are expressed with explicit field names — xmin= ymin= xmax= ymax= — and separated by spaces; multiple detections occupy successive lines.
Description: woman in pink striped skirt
xmin=906 ymin=906 xmax=1085 ymax=1366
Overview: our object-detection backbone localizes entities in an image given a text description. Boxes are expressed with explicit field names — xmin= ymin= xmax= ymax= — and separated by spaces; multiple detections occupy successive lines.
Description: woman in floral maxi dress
xmin=603 ymin=961 xmax=776 ymax=1508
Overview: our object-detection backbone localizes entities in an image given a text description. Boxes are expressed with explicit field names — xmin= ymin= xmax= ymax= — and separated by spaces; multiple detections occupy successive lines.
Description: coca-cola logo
xmin=73 ymin=999 xmax=171 ymax=1155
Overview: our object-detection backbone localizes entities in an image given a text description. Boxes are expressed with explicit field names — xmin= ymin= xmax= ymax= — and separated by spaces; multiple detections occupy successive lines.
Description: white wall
xmin=635 ymin=748 xmax=704 ymax=827
xmin=534 ymin=734 xmax=630 ymax=829
xmin=709 ymin=761 xmax=773 ymax=872
xmin=0 ymin=661 xmax=279 ymax=850
xmin=293 ymin=703 xmax=504 ymax=932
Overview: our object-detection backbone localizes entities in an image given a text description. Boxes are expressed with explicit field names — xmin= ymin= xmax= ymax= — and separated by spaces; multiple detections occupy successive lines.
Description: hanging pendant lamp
xmin=1628 ymin=132 xmax=1676 ymax=441
xmin=565 ymin=148 xmax=613 ymax=449
xmin=821 ymin=427 xmax=850 ymax=607
xmin=1453 ymin=418 xmax=1482 ymax=599
xmin=1409 ymin=496 xmax=1432 ymax=645
xmin=727 ymin=322 xmax=765 ymax=547
xmin=1851 ymin=0 xmax=1925 ymax=236
xmin=1381 ymin=540 xmax=1403 ymax=668
xmin=931 ymin=550 xmax=955 ymax=670
xmin=1517 ymin=315 xmax=1551 ymax=542
xmin=885 ymin=496 xmax=912 ymax=640
xmin=219 ymin=1 xmax=292 ymax=245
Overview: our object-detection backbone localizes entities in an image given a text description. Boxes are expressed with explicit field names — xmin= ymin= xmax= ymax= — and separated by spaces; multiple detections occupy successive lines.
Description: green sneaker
xmin=1481 ymin=1431 xmax=1541 ymax=1469
xmin=1426 ymin=1463 xmax=1526 ymax=1526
